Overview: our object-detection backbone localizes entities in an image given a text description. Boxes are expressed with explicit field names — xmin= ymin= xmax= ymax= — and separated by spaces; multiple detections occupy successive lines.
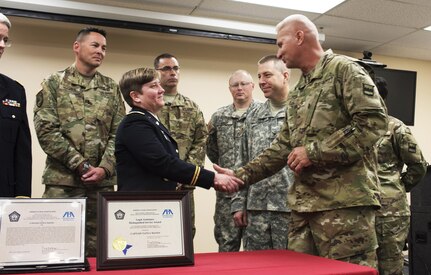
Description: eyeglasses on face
xmin=229 ymin=81 xmax=251 ymax=88
xmin=156 ymin=66 xmax=180 ymax=72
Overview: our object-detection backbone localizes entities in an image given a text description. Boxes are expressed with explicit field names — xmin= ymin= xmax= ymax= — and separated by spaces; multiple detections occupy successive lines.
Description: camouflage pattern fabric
xmin=243 ymin=210 xmax=290 ymax=250
xmin=235 ymin=50 xmax=387 ymax=212
xmin=376 ymin=116 xmax=427 ymax=217
xmin=42 ymin=182 xmax=114 ymax=256
xmin=235 ymin=50 xmax=388 ymax=268
xmin=376 ymin=215 xmax=409 ymax=275
xmin=34 ymin=64 xmax=125 ymax=257
xmin=34 ymin=64 xmax=125 ymax=186
xmin=375 ymin=116 xmax=426 ymax=274
xmin=207 ymin=101 xmax=261 ymax=252
xmin=231 ymin=100 xmax=293 ymax=250
xmin=289 ymin=207 xmax=378 ymax=269
xmin=158 ymin=92 xmax=207 ymax=237
xmin=213 ymin=196 xmax=243 ymax=252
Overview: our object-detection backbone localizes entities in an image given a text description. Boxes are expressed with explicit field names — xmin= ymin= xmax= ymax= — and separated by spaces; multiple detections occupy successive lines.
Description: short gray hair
xmin=0 ymin=13 xmax=11 ymax=29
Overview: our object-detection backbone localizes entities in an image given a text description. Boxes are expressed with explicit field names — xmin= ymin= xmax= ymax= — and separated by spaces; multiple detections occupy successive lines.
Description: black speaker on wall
xmin=409 ymin=165 xmax=431 ymax=275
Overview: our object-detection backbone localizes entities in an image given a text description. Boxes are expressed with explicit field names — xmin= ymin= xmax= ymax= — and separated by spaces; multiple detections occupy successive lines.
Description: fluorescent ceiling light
xmin=231 ymin=0 xmax=346 ymax=13
xmin=424 ymin=26 xmax=431 ymax=31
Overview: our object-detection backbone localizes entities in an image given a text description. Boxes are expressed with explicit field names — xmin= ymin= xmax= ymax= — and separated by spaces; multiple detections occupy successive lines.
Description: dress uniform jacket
xmin=115 ymin=107 xmax=214 ymax=191
xmin=0 ymin=73 xmax=32 ymax=197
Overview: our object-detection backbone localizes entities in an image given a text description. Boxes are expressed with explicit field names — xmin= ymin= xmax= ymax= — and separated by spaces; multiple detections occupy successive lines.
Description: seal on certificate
xmin=112 ymin=236 xmax=133 ymax=255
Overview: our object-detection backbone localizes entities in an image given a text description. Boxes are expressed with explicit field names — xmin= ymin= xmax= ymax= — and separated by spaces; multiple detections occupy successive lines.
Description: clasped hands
xmin=213 ymin=164 xmax=243 ymax=193
xmin=77 ymin=162 xmax=106 ymax=184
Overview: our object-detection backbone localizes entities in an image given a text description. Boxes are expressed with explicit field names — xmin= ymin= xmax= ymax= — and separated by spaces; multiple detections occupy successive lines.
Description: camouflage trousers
xmin=288 ymin=206 xmax=378 ymax=269
xmin=43 ymin=184 xmax=114 ymax=257
xmin=214 ymin=194 xmax=242 ymax=252
xmin=243 ymin=210 xmax=289 ymax=251
xmin=376 ymin=215 xmax=409 ymax=275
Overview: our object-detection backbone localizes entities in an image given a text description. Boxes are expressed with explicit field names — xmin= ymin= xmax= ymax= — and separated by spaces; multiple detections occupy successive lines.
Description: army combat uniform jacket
xmin=34 ymin=64 xmax=125 ymax=187
xmin=207 ymin=101 xmax=261 ymax=199
xmin=236 ymin=50 xmax=388 ymax=212
xmin=376 ymin=116 xmax=427 ymax=217
xmin=231 ymin=100 xmax=293 ymax=213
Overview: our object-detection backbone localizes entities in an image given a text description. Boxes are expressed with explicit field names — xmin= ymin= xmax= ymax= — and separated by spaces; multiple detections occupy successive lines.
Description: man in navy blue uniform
xmin=115 ymin=67 xmax=242 ymax=193
xmin=0 ymin=13 xmax=32 ymax=197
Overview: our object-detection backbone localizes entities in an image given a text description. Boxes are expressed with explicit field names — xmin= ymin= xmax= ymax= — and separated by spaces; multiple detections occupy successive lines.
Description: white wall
xmin=2 ymin=16 xmax=429 ymax=253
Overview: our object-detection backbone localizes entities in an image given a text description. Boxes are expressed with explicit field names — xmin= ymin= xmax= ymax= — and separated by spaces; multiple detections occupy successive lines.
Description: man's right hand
xmin=233 ymin=210 xmax=247 ymax=227
xmin=213 ymin=164 xmax=235 ymax=176
xmin=213 ymin=173 xmax=243 ymax=193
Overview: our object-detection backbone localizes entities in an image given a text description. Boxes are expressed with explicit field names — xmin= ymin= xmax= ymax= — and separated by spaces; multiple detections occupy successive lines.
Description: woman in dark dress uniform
xmin=115 ymin=67 xmax=242 ymax=193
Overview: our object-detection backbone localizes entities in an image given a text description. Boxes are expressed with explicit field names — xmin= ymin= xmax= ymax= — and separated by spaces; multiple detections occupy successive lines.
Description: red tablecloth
xmin=38 ymin=250 xmax=378 ymax=275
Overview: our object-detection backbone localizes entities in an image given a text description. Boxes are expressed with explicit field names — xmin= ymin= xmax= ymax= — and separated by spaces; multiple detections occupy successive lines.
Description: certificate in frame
xmin=96 ymin=191 xmax=194 ymax=270
xmin=0 ymin=198 xmax=88 ymax=273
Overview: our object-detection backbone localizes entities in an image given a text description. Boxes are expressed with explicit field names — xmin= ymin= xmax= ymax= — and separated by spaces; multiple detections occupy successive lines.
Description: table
xmin=38 ymin=250 xmax=378 ymax=275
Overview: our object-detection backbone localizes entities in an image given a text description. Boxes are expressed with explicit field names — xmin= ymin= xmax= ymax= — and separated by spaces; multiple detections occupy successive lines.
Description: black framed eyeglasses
xmin=156 ymin=66 xmax=180 ymax=72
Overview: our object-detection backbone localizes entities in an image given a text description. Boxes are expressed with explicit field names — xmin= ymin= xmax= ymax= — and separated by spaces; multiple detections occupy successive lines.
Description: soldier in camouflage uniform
xmin=231 ymin=56 xmax=294 ymax=251
xmin=207 ymin=70 xmax=260 ymax=252
xmin=33 ymin=27 xmax=126 ymax=257
xmin=154 ymin=53 xmax=207 ymax=237
xmin=215 ymin=14 xmax=388 ymax=268
xmin=374 ymin=76 xmax=427 ymax=275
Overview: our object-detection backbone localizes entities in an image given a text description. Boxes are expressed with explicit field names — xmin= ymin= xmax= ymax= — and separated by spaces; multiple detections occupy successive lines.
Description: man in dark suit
xmin=0 ymin=12 xmax=32 ymax=197
xmin=115 ymin=67 xmax=242 ymax=193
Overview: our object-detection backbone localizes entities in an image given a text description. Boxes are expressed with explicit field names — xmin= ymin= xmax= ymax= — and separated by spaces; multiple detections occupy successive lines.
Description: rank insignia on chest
xmin=362 ymin=83 xmax=374 ymax=96
xmin=2 ymin=98 xmax=21 ymax=107
xmin=408 ymin=143 xmax=416 ymax=153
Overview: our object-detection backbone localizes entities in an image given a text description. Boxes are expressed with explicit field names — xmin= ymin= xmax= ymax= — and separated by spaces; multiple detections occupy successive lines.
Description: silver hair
xmin=0 ymin=13 xmax=11 ymax=29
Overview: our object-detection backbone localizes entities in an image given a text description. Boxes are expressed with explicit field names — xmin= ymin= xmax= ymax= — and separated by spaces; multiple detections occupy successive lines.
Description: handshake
xmin=212 ymin=164 xmax=243 ymax=193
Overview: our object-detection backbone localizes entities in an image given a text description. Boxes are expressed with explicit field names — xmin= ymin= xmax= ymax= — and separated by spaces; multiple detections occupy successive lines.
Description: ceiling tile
xmin=328 ymin=0 xmax=431 ymax=28
xmin=321 ymin=36 xmax=381 ymax=53
xmin=315 ymin=15 xmax=415 ymax=42
xmin=371 ymin=44 xmax=431 ymax=61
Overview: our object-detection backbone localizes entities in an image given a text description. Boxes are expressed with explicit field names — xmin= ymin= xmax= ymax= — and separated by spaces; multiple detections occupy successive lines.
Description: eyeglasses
xmin=156 ymin=66 xmax=180 ymax=72
xmin=229 ymin=82 xmax=251 ymax=88
xmin=0 ymin=37 xmax=11 ymax=48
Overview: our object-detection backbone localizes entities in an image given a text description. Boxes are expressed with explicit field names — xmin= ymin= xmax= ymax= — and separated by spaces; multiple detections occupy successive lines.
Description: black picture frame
xmin=96 ymin=191 xmax=194 ymax=270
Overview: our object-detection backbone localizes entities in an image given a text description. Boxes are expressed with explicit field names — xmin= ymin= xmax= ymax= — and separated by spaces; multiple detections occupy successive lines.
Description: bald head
xmin=275 ymin=14 xmax=324 ymax=74
xmin=276 ymin=14 xmax=319 ymax=42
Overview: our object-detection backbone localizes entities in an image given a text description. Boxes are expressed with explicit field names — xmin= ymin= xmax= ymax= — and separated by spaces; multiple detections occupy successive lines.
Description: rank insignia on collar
xmin=2 ymin=98 xmax=21 ymax=107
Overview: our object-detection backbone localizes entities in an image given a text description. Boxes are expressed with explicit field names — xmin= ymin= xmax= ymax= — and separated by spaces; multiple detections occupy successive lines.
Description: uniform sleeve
xmin=395 ymin=124 xmax=428 ymax=192
xmin=235 ymin=115 xmax=291 ymax=185
xmin=306 ymin=63 xmax=388 ymax=165
xmin=206 ymin=113 xmax=219 ymax=164
xmin=33 ymin=75 xmax=85 ymax=171
xmin=98 ymin=85 xmax=126 ymax=177
xmin=14 ymin=86 xmax=32 ymax=197
xmin=185 ymin=108 xmax=208 ymax=166
xmin=121 ymin=119 xmax=214 ymax=189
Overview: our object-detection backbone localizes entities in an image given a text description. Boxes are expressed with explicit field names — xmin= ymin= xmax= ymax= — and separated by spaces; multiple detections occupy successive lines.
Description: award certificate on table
xmin=0 ymin=198 xmax=86 ymax=271
xmin=97 ymin=191 xmax=193 ymax=270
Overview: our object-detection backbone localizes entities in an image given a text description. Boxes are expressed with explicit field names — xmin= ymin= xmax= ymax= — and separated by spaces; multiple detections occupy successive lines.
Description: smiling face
xmin=257 ymin=60 xmax=287 ymax=99
xmin=131 ymin=78 xmax=165 ymax=114
xmin=73 ymin=31 xmax=106 ymax=71
xmin=276 ymin=25 xmax=299 ymax=69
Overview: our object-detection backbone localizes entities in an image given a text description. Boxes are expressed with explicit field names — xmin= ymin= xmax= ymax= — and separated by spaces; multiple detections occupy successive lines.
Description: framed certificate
xmin=96 ymin=191 xmax=194 ymax=270
xmin=0 ymin=198 xmax=87 ymax=273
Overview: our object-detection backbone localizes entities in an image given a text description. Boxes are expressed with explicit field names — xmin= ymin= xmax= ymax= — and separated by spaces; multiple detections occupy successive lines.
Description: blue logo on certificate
xmin=162 ymin=209 xmax=174 ymax=218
